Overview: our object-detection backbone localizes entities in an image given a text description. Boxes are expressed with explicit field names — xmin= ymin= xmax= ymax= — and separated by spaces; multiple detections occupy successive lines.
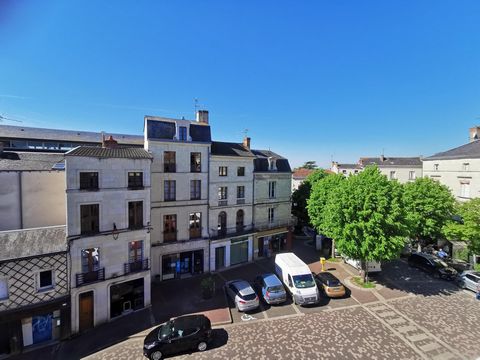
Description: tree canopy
xmin=443 ymin=198 xmax=480 ymax=254
xmin=299 ymin=161 xmax=318 ymax=170
xmin=292 ymin=169 xmax=328 ymax=226
xmin=321 ymin=166 xmax=408 ymax=265
xmin=403 ymin=177 xmax=455 ymax=242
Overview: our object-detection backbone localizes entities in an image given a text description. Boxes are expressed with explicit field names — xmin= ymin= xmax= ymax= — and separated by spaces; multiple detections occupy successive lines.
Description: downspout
xmin=207 ymin=145 xmax=211 ymax=273
xmin=18 ymin=171 xmax=23 ymax=229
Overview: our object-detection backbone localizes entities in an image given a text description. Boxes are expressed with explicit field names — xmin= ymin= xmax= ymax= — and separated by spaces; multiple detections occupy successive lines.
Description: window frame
xmin=219 ymin=166 xmax=228 ymax=176
xmin=164 ymin=180 xmax=176 ymax=201
xmin=37 ymin=269 xmax=55 ymax=292
xmin=268 ymin=181 xmax=276 ymax=199
xmin=190 ymin=152 xmax=201 ymax=173
xmin=179 ymin=126 xmax=187 ymax=141
xmin=237 ymin=185 xmax=245 ymax=199
xmin=129 ymin=240 xmax=144 ymax=263
xmin=218 ymin=186 xmax=228 ymax=200
xmin=268 ymin=207 xmax=275 ymax=223
xmin=190 ymin=180 xmax=201 ymax=200
xmin=81 ymin=247 xmax=100 ymax=273
xmin=80 ymin=204 xmax=100 ymax=235
xmin=128 ymin=201 xmax=143 ymax=229
xmin=237 ymin=167 xmax=245 ymax=176
xmin=164 ymin=151 xmax=176 ymax=173
xmin=128 ymin=172 xmax=143 ymax=189
xmin=163 ymin=214 xmax=177 ymax=242
xmin=79 ymin=172 xmax=99 ymax=191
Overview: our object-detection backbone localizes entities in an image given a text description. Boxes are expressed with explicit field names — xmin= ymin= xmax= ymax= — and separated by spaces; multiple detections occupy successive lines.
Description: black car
xmin=408 ymin=252 xmax=457 ymax=280
xmin=143 ymin=315 xmax=212 ymax=360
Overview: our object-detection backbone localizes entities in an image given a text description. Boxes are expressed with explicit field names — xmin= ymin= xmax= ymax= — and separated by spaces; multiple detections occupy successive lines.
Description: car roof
xmin=172 ymin=315 xmax=209 ymax=329
xmin=316 ymin=272 xmax=339 ymax=282
xmin=260 ymin=273 xmax=282 ymax=287
xmin=412 ymin=252 xmax=435 ymax=260
xmin=230 ymin=280 xmax=255 ymax=295
xmin=463 ymin=271 xmax=480 ymax=277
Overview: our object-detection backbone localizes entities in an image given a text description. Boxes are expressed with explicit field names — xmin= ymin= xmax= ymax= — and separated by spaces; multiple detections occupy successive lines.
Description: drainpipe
xmin=18 ymin=171 xmax=23 ymax=229
xmin=207 ymin=145 xmax=211 ymax=273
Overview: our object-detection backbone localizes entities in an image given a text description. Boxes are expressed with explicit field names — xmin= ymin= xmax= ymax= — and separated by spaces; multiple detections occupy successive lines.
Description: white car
xmin=225 ymin=280 xmax=259 ymax=312
xmin=456 ymin=270 xmax=480 ymax=292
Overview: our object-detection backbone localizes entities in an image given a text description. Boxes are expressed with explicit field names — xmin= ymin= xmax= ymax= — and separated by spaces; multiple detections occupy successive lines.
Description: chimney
xmin=469 ymin=126 xmax=480 ymax=143
xmin=196 ymin=110 xmax=209 ymax=124
xmin=380 ymin=154 xmax=385 ymax=162
xmin=103 ymin=135 xmax=118 ymax=148
xmin=243 ymin=136 xmax=251 ymax=149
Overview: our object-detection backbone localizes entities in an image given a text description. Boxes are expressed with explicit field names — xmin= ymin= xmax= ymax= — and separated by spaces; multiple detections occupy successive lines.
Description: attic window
xmin=268 ymin=157 xmax=277 ymax=171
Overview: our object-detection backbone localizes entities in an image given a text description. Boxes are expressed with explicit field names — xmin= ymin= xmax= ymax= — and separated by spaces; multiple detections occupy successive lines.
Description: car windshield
xmin=293 ymin=274 xmax=316 ymax=288
xmin=327 ymin=279 xmax=341 ymax=287
xmin=241 ymin=293 xmax=257 ymax=301
xmin=267 ymin=285 xmax=284 ymax=293
xmin=433 ymin=259 xmax=448 ymax=268
xmin=157 ymin=321 xmax=173 ymax=340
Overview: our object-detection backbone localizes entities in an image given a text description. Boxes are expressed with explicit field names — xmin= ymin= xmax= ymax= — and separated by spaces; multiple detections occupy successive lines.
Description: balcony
xmin=124 ymin=258 xmax=149 ymax=274
xmin=237 ymin=198 xmax=245 ymax=205
xmin=210 ymin=224 xmax=254 ymax=240
xmin=255 ymin=219 xmax=293 ymax=232
xmin=76 ymin=268 xmax=105 ymax=287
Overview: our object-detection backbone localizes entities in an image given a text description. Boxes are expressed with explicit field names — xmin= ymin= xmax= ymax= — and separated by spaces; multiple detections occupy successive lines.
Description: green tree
xmin=403 ymin=177 xmax=455 ymax=250
xmin=299 ymin=161 xmax=318 ymax=170
xmin=292 ymin=169 xmax=328 ymax=226
xmin=321 ymin=166 xmax=408 ymax=281
xmin=443 ymin=198 xmax=480 ymax=255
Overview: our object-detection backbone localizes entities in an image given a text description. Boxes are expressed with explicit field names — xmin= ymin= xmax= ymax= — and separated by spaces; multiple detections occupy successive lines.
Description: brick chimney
xmin=196 ymin=110 xmax=209 ymax=124
xmin=469 ymin=126 xmax=480 ymax=142
xmin=243 ymin=136 xmax=251 ymax=149
xmin=102 ymin=135 xmax=118 ymax=148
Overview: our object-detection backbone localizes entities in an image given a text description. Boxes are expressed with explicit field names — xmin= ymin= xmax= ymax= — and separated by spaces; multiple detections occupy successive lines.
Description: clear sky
xmin=1 ymin=1 xmax=479 ymax=168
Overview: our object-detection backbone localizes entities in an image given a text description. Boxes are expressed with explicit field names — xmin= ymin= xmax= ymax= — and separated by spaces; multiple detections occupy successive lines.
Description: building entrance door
xmin=79 ymin=291 xmax=94 ymax=332
xmin=193 ymin=250 xmax=204 ymax=274
xmin=215 ymin=246 xmax=226 ymax=270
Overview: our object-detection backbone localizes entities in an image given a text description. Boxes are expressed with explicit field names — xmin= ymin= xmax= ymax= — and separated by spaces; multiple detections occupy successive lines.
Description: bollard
xmin=320 ymin=257 xmax=326 ymax=272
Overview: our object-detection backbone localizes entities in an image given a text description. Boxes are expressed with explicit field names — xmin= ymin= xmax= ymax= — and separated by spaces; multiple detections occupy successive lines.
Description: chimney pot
xmin=196 ymin=110 xmax=209 ymax=124
xmin=469 ymin=126 xmax=480 ymax=143
xmin=243 ymin=136 xmax=251 ymax=149
xmin=103 ymin=135 xmax=118 ymax=148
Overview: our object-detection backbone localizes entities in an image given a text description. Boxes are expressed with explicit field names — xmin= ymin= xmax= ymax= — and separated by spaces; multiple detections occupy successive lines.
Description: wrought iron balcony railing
xmin=124 ymin=258 xmax=149 ymax=274
xmin=76 ymin=268 xmax=105 ymax=287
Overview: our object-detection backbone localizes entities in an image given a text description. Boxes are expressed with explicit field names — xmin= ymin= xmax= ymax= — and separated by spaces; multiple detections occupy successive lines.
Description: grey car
xmin=253 ymin=273 xmax=287 ymax=305
xmin=456 ymin=270 xmax=480 ymax=292
xmin=225 ymin=280 xmax=259 ymax=312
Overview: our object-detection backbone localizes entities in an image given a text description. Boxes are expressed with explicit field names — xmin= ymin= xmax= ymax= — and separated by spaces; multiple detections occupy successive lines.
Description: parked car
xmin=253 ymin=273 xmax=287 ymax=305
xmin=225 ymin=279 xmax=259 ymax=312
xmin=408 ymin=252 xmax=457 ymax=280
xmin=456 ymin=270 xmax=480 ymax=292
xmin=315 ymin=271 xmax=346 ymax=298
xmin=143 ymin=315 xmax=212 ymax=360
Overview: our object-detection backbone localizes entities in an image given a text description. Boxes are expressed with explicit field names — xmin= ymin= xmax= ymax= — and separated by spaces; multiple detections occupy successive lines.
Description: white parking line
xmin=291 ymin=302 xmax=302 ymax=315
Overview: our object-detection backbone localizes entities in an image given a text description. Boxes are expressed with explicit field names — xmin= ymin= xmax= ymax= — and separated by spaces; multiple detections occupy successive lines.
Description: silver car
xmin=456 ymin=270 xmax=480 ymax=292
xmin=225 ymin=280 xmax=259 ymax=312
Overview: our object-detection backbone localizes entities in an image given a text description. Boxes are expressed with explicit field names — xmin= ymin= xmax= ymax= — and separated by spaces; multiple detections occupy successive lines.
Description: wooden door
xmin=79 ymin=291 xmax=94 ymax=332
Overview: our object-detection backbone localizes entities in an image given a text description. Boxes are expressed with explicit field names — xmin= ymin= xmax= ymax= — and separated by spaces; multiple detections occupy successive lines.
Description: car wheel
xmin=197 ymin=341 xmax=208 ymax=352
xmin=150 ymin=351 xmax=163 ymax=360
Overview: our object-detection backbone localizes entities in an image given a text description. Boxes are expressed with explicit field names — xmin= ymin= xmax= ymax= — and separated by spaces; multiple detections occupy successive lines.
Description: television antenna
xmin=0 ymin=114 xmax=22 ymax=123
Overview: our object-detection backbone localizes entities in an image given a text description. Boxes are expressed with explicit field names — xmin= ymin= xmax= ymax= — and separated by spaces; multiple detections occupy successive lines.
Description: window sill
xmin=37 ymin=286 xmax=55 ymax=294
xmin=128 ymin=187 xmax=144 ymax=190
xmin=79 ymin=188 xmax=99 ymax=192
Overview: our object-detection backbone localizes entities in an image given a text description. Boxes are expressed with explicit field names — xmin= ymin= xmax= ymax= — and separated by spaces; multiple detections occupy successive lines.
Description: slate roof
xmin=0 ymin=124 xmax=143 ymax=145
xmin=252 ymin=149 xmax=292 ymax=173
xmin=337 ymin=163 xmax=362 ymax=169
xmin=359 ymin=157 xmax=422 ymax=167
xmin=211 ymin=141 xmax=254 ymax=157
xmin=0 ymin=225 xmax=67 ymax=261
xmin=424 ymin=141 xmax=480 ymax=160
xmin=0 ymin=151 xmax=65 ymax=171
xmin=65 ymin=146 xmax=153 ymax=159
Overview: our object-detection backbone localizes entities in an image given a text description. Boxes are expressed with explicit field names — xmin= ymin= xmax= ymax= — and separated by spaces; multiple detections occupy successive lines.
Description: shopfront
xmin=161 ymin=249 xmax=204 ymax=280
xmin=230 ymin=237 xmax=249 ymax=266
xmin=110 ymin=278 xmax=145 ymax=319
xmin=258 ymin=232 xmax=287 ymax=258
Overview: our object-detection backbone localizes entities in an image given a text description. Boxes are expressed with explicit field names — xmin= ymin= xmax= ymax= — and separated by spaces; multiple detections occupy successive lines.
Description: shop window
xmin=164 ymin=151 xmax=176 ymax=173
xmin=79 ymin=172 xmax=98 ymax=190
xmin=80 ymin=204 xmax=99 ymax=235
xmin=191 ymin=152 xmax=201 ymax=172
xmin=38 ymin=270 xmax=54 ymax=291
xmin=128 ymin=172 xmax=143 ymax=189
xmin=128 ymin=201 xmax=143 ymax=229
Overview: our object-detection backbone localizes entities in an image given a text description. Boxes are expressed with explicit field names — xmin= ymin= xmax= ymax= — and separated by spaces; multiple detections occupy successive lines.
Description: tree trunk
xmin=360 ymin=260 xmax=366 ymax=283
xmin=331 ymin=239 xmax=336 ymax=258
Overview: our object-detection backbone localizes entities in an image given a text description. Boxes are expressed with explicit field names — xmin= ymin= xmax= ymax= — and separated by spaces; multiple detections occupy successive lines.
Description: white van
xmin=274 ymin=253 xmax=320 ymax=305
xmin=343 ymin=257 xmax=381 ymax=273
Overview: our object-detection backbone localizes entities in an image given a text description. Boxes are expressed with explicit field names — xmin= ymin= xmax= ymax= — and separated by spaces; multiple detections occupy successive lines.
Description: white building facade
xmin=65 ymin=142 xmax=152 ymax=334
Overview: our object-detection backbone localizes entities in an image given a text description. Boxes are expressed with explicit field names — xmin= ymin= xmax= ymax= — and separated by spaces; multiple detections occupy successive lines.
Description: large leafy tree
xmin=403 ymin=177 xmax=455 ymax=249
xmin=299 ymin=161 xmax=318 ymax=170
xmin=321 ymin=166 xmax=408 ymax=281
xmin=443 ymin=198 xmax=480 ymax=255
xmin=292 ymin=169 xmax=328 ymax=226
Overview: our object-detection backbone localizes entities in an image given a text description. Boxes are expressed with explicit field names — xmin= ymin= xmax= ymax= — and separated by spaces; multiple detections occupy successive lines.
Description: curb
xmin=343 ymin=276 xmax=382 ymax=291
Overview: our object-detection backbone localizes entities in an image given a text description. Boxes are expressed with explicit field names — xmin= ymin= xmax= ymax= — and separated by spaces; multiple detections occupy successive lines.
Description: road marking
xmin=291 ymin=302 xmax=302 ymax=315
xmin=240 ymin=313 xmax=257 ymax=321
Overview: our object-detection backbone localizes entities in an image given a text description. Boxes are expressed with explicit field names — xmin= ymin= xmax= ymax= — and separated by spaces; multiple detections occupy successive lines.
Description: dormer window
xmin=268 ymin=157 xmax=277 ymax=171
xmin=179 ymin=126 xmax=187 ymax=141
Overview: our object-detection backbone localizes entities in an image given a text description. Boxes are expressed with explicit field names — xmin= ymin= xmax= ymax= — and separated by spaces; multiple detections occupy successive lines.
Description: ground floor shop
xmin=254 ymin=229 xmax=292 ymax=259
xmin=210 ymin=235 xmax=253 ymax=271
xmin=71 ymin=273 xmax=150 ymax=334
xmin=0 ymin=296 xmax=70 ymax=356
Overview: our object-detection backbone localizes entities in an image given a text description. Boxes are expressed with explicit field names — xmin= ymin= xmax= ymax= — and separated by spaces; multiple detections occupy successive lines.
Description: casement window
xmin=37 ymin=270 xmax=54 ymax=291
xmin=434 ymin=164 xmax=439 ymax=171
xmin=237 ymin=167 xmax=245 ymax=176
xmin=460 ymin=181 xmax=471 ymax=198
xmin=236 ymin=209 xmax=244 ymax=231
xmin=164 ymin=151 xmax=176 ymax=173
xmin=189 ymin=212 xmax=201 ymax=239
xmin=164 ymin=180 xmax=176 ymax=201
xmin=179 ymin=126 xmax=187 ymax=141
xmin=268 ymin=181 xmax=276 ymax=198
xmin=129 ymin=240 xmax=143 ymax=262
xmin=81 ymin=248 xmax=100 ymax=273
xmin=390 ymin=171 xmax=396 ymax=180
xmin=80 ymin=204 xmax=99 ymax=234
xmin=128 ymin=201 xmax=143 ymax=229
xmin=190 ymin=180 xmax=201 ymax=200
xmin=163 ymin=215 xmax=177 ymax=242
xmin=463 ymin=163 xmax=470 ymax=171
xmin=219 ymin=166 xmax=228 ymax=176
xmin=79 ymin=172 xmax=98 ymax=190
xmin=128 ymin=172 xmax=143 ymax=189
xmin=409 ymin=171 xmax=416 ymax=180
xmin=218 ymin=212 xmax=227 ymax=233
xmin=0 ymin=278 xmax=8 ymax=300
xmin=190 ymin=152 xmax=201 ymax=172
xmin=268 ymin=208 xmax=275 ymax=223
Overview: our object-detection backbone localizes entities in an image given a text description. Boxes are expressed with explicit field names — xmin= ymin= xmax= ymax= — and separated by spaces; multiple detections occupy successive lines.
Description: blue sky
xmin=1 ymin=1 xmax=479 ymax=168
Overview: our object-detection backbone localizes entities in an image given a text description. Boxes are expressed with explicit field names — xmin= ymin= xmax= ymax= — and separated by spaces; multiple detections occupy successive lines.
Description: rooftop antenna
xmin=194 ymin=98 xmax=199 ymax=115
xmin=0 ymin=114 xmax=22 ymax=123
xmin=243 ymin=128 xmax=249 ymax=137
